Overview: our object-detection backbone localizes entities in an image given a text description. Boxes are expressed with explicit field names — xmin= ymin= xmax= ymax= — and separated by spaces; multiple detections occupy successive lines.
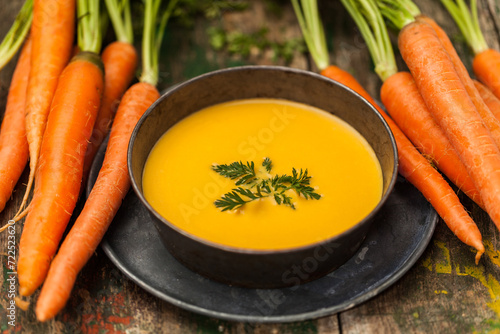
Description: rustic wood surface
xmin=2 ymin=0 xmax=500 ymax=333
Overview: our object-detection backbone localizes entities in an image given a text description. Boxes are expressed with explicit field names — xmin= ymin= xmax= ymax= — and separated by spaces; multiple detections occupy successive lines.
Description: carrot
xmin=320 ymin=66 xmax=373 ymax=100
xmin=474 ymin=79 xmax=500 ymax=122
xmin=0 ymin=37 xmax=31 ymax=218
xmin=473 ymin=49 xmax=500 ymax=101
xmin=352 ymin=66 xmax=484 ymax=262
xmin=18 ymin=0 xmax=104 ymax=297
xmin=416 ymin=15 xmax=500 ymax=150
xmin=294 ymin=0 xmax=484 ymax=262
xmin=397 ymin=18 xmax=500 ymax=233
xmin=15 ymin=0 xmax=76 ymax=219
xmin=35 ymin=0 xmax=177 ymax=321
xmin=381 ymin=72 xmax=484 ymax=210
xmin=379 ymin=2 xmax=500 ymax=150
xmin=82 ymin=42 xmax=137 ymax=184
xmin=0 ymin=0 xmax=33 ymax=71
xmin=440 ymin=0 xmax=500 ymax=101
xmin=380 ymin=0 xmax=500 ymax=228
xmin=18 ymin=52 xmax=104 ymax=297
xmin=342 ymin=0 xmax=484 ymax=260
xmin=82 ymin=0 xmax=138 ymax=187
xmin=35 ymin=81 xmax=159 ymax=321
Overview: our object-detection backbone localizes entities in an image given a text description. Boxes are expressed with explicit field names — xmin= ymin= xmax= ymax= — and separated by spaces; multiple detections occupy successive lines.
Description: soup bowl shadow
xmin=128 ymin=65 xmax=398 ymax=289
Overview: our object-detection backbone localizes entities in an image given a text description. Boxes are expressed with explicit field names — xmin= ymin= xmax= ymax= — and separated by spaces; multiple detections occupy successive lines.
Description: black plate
xmin=88 ymin=139 xmax=437 ymax=323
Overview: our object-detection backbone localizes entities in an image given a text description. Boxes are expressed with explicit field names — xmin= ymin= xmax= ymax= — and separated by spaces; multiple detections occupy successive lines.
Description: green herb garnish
xmin=212 ymin=158 xmax=321 ymax=211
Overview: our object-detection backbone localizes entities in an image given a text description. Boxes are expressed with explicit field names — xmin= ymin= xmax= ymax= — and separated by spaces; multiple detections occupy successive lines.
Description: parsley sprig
xmin=212 ymin=158 xmax=321 ymax=211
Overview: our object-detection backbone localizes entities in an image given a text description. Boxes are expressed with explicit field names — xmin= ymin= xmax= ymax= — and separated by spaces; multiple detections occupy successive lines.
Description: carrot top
xmin=104 ymin=0 xmax=133 ymax=44
xmin=290 ymin=0 xmax=329 ymax=71
xmin=0 ymin=0 xmax=33 ymax=71
xmin=140 ymin=0 xmax=178 ymax=86
xmin=341 ymin=0 xmax=397 ymax=82
xmin=377 ymin=0 xmax=419 ymax=30
xmin=440 ymin=0 xmax=488 ymax=55
xmin=77 ymin=0 xmax=103 ymax=54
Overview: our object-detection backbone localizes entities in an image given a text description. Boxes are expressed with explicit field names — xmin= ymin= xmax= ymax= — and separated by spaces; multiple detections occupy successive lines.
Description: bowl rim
xmin=127 ymin=64 xmax=399 ymax=255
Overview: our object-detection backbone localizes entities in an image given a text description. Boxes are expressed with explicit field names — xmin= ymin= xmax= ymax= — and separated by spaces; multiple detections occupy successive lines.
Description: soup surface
xmin=143 ymin=98 xmax=383 ymax=250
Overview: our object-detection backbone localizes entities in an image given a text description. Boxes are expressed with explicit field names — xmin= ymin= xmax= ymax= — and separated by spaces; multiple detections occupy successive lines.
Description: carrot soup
xmin=142 ymin=98 xmax=383 ymax=250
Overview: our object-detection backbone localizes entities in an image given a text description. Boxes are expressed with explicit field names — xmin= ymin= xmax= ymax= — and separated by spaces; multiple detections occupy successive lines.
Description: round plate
xmin=88 ymin=138 xmax=437 ymax=323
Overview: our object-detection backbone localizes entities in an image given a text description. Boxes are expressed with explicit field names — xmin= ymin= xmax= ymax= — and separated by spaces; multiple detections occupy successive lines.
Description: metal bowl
xmin=128 ymin=65 xmax=398 ymax=289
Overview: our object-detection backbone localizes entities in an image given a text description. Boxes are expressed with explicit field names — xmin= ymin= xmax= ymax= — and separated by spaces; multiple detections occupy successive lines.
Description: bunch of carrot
xmin=0 ymin=0 xmax=177 ymax=322
xmin=35 ymin=0 xmax=178 ymax=321
xmin=293 ymin=0 xmax=500 ymax=263
xmin=377 ymin=0 xmax=500 ymax=249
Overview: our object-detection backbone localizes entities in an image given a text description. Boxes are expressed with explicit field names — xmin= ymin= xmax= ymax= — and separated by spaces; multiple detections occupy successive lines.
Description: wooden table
xmin=2 ymin=0 xmax=500 ymax=332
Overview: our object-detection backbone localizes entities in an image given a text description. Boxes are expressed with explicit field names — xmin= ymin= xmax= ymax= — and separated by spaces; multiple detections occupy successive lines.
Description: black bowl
xmin=128 ymin=65 xmax=398 ymax=288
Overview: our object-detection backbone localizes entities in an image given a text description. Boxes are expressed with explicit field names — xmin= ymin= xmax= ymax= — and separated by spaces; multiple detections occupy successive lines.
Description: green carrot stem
xmin=77 ymin=0 xmax=103 ymax=54
xmin=341 ymin=0 xmax=398 ymax=82
xmin=376 ymin=0 xmax=417 ymax=30
xmin=440 ymin=0 xmax=488 ymax=55
xmin=0 ymin=0 xmax=33 ymax=71
xmin=140 ymin=0 xmax=179 ymax=86
xmin=291 ymin=0 xmax=329 ymax=71
xmin=388 ymin=0 xmax=420 ymax=17
xmin=104 ymin=0 xmax=133 ymax=44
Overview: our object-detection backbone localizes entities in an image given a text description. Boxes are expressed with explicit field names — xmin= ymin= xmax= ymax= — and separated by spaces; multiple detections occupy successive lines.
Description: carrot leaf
xmin=341 ymin=0 xmax=397 ymax=82
xmin=213 ymin=158 xmax=321 ymax=211
xmin=291 ymin=0 xmax=329 ymax=71
xmin=0 ymin=0 xmax=33 ymax=71
xmin=140 ymin=0 xmax=179 ymax=86
xmin=77 ymin=0 xmax=103 ymax=54
xmin=376 ymin=0 xmax=418 ymax=31
xmin=440 ymin=0 xmax=488 ymax=55
xmin=104 ymin=0 xmax=133 ymax=44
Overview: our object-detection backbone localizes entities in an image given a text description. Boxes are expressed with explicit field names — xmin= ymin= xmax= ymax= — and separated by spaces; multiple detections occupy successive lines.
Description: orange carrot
xmin=417 ymin=15 xmax=500 ymax=150
xmin=398 ymin=19 xmax=500 ymax=232
xmin=18 ymin=0 xmax=105 ymax=296
xmin=34 ymin=0 xmax=177 ymax=320
xmin=381 ymin=71 xmax=484 ymax=209
xmin=474 ymin=79 xmax=500 ymax=122
xmin=18 ymin=52 xmax=104 ymax=297
xmin=82 ymin=41 xmax=137 ymax=186
xmin=82 ymin=0 xmax=138 ymax=186
xmin=320 ymin=66 xmax=371 ymax=100
xmin=338 ymin=0 xmax=484 ymax=261
xmin=0 ymin=37 xmax=31 ymax=217
xmin=17 ymin=0 xmax=76 ymax=218
xmin=35 ymin=82 xmax=159 ymax=321
xmin=389 ymin=114 xmax=484 ymax=263
xmin=473 ymin=50 xmax=500 ymax=101
xmin=440 ymin=0 xmax=500 ymax=103
xmin=322 ymin=65 xmax=483 ymax=262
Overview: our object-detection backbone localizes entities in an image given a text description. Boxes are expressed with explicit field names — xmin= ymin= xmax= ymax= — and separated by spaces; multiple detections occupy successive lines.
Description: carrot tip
xmin=19 ymin=285 xmax=32 ymax=297
xmin=36 ymin=309 xmax=50 ymax=322
xmin=0 ymin=221 xmax=11 ymax=233
xmin=11 ymin=203 xmax=31 ymax=222
xmin=475 ymin=249 xmax=484 ymax=265
xmin=13 ymin=173 xmax=34 ymax=221
xmin=15 ymin=296 xmax=30 ymax=311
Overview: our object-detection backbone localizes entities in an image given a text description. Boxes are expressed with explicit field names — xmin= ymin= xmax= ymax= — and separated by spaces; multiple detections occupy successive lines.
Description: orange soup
xmin=142 ymin=98 xmax=383 ymax=250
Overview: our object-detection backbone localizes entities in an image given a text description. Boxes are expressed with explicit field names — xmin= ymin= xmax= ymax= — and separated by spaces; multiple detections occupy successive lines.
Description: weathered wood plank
xmin=485 ymin=0 xmax=500 ymax=41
